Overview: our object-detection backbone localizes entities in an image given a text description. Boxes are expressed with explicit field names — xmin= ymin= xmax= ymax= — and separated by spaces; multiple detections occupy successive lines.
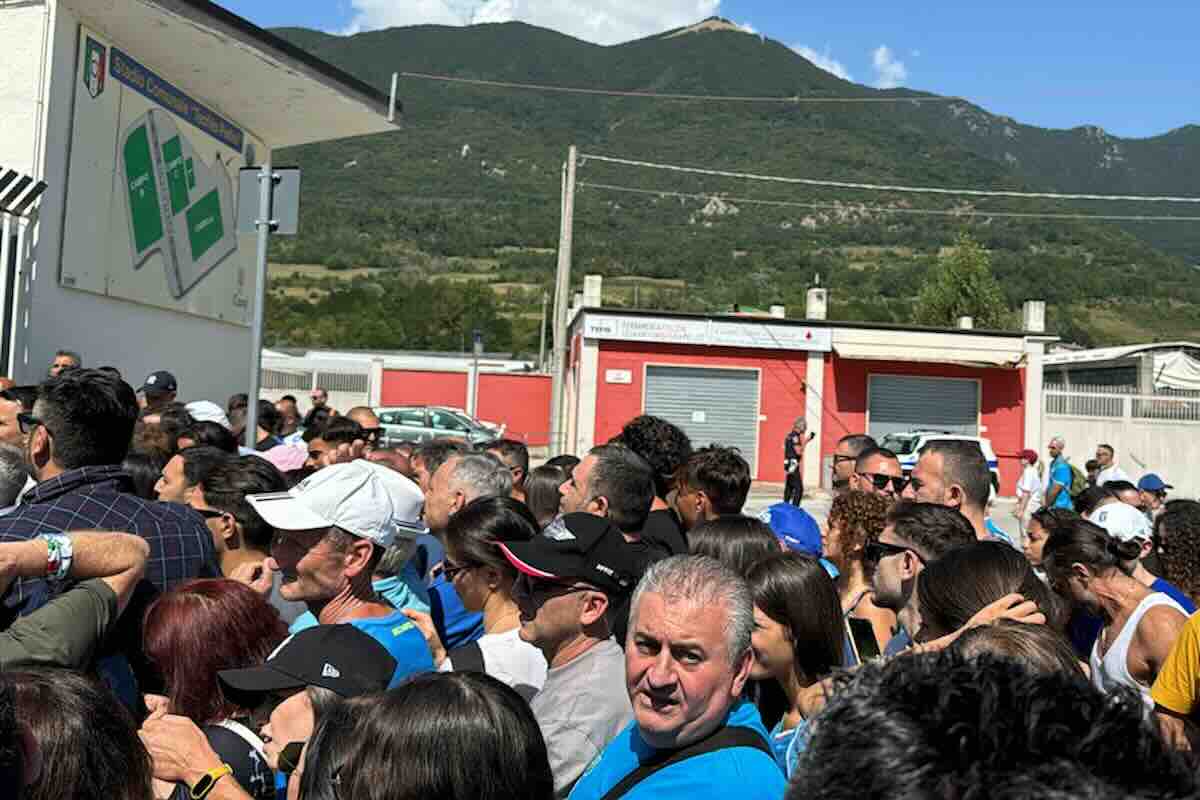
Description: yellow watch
xmin=190 ymin=764 xmax=233 ymax=800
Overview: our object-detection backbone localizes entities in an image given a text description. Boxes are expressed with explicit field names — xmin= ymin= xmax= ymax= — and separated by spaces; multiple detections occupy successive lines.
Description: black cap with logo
xmin=139 ymin=370 xmax=178 ymax=394
xmin=218 ymin=624 xmax=396 ymax=698
xmin=498 ymin=512 xmax=641 ymax=596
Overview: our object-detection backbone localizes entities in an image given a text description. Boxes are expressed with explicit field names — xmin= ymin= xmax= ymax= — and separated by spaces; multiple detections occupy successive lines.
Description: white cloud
xmin=340 ymin=0 xmax=723 ymax=45
xmin=871 ymin=44 xmax=907 ymax=89
xmin=737 ymin=21 xmax=757 ymax=34
xmin=790 ymin=44 xmax=853 ymax=82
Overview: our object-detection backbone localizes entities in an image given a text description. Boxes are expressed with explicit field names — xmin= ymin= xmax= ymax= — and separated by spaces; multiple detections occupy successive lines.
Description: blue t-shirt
xmin=428 ymin=574 xmax=485 ymax=651
xmin=883 ymin=626 xmax=913 ymax=657
xmin=568 ymin=699 xmax=785 ymax=800
xmin=1049 ymin=457 xmax=1074 ymax=510
xmin=1152 ymin=578 xmax=1197 ymax=614
xmin=288 ymin=570 xmax=431 ymax=634
xmin=346 ymin=610 xmax=435 ymax=688
xmin=768 ymin=717 xmax=811 ymax=778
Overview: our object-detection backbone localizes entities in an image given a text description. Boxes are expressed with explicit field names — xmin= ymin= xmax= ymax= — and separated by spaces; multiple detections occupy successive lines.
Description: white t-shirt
xmin=1017 ymin=465 xmax=1043 ymax=504
xmin=441 ymin=627 xmax=548 ymax=701
xmin=1097 ymin=465 xmax=1130 ymax=486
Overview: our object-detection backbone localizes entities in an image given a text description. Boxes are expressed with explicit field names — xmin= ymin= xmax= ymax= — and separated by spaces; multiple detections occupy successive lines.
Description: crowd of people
xmin=1 ymin=354 xmax=1199 ymax=799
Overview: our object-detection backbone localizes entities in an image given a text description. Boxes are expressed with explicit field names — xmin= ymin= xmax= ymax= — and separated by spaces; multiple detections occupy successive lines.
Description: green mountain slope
xmin=265 ymin=19 xmax=1200 ymax=353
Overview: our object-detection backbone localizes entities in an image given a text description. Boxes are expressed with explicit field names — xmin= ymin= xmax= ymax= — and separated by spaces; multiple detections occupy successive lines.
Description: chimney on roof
xmin=769 ymin=305 xmax=786 ymax=319
xmin=583 ymin=275 xmax=603 ymax=307
xmin=957 ymin=316 xmax=975 ymax=330
xmin=1023 ymin=300 xmax=1046 ymax=333
xmin=806 ymin=288 xmax=827 ymax=320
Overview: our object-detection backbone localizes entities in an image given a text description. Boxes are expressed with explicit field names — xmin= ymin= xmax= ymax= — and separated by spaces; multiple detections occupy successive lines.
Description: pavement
xmin=743 ymin=482 xmax=1026 ymax=549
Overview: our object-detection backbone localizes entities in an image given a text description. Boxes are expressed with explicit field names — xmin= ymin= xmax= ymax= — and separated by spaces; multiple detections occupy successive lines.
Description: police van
xmin=878 ymin=431 xmax=1002 ymax=492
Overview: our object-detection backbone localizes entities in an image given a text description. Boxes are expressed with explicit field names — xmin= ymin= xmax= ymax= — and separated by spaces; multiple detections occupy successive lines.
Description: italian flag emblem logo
xmin=83 ymin=37 xmax=106 ymax=98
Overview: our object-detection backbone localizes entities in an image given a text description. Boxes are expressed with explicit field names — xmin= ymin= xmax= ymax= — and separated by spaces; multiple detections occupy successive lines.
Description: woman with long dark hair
xmin=524 ymin=464 xmax=569 ymax=528
xmin=143 ymin=578 xmax=289 ymax=799
xmin=745 ymin=552 xmax=844 ymax=777
xmin=405 ymin=497 xmax=547 ymax=700
xmin=300 ymin=673 xmax=554 ymax=800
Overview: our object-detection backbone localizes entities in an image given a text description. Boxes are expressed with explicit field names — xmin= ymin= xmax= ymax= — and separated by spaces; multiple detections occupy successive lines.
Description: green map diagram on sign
xmin=119 ymin=109 xmax=237 ymax=299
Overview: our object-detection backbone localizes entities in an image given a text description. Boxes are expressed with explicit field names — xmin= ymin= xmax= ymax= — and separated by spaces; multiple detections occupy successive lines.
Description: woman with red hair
xmin=1016 ymin=448 xmax=1044 ymax=537
xmin=142 ymin=578 xmax=288 ymax=800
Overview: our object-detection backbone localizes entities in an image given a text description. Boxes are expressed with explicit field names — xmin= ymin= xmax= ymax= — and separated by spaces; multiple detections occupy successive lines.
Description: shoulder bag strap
xmin=446 ymin=640 xmax=486 ymax=673
xmin=597 ymin=725 xmax=773 ymax=800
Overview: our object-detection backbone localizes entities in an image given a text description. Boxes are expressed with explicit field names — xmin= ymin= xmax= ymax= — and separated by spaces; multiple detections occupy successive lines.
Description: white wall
xmin=1045 ymin=415 xmax=1199 ymax=499
xmin=0 ymin=3 xmax=49 ymax=174
xmin=10 ymin=3 xmax=254 ymax=402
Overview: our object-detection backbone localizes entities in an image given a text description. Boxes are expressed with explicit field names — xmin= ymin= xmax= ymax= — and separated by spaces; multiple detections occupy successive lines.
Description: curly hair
xmin=828 ymin=490 xmax=890 ymax=558
xmin=612 ymin=415 xmax=692 ymax=499
xmin=1157 ymin=500 xmax=1200 ymax=606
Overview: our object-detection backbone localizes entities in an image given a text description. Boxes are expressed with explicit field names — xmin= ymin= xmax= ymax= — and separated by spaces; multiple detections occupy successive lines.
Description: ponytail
xmin=1043 ymin=517 xmax=1136 ymax=580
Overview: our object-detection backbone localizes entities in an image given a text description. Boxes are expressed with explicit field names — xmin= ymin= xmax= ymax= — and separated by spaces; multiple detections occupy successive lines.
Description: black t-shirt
xmin=610 ymin=538 xmax=671 ymax=649
xmin=640 ymin=508 xmax=688 ymax=556
xmin=784 ymin=430 xmax=803 ymax=462
xmin=170 ymin=722 xmax=274 ymax=800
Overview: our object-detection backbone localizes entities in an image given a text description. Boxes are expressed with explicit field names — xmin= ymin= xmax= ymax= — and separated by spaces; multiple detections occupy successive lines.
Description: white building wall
xmin=6 ymin=2 xmax=254 ymax=401
xmin=1044 ymin=415 xmax=1199 ymax=500
xmin=0 ymin=3 xmax=50 ymax=175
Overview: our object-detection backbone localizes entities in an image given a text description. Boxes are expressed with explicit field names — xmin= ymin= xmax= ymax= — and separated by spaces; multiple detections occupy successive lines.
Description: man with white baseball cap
xmin=248 ymin=460 xmax=434 ymax=687
xmin=1090 ymin=500 xmax=1197 ymax=614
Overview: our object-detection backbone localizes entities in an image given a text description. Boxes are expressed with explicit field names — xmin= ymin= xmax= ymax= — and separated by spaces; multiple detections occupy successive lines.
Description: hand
xmin=967 ymin=593 xmax=1046 ymax=628
xmin=320 ymin=439 xmax=367 ymax=468
xmin=139 ymin=714 xmax=221 ymax=786
xmin=228 ymin=559 xmax=274 ymax=598
xmin=402 ymin=608 xmax=448 ymax=667
xmin=143 ymin=693 xmax=171 ymax=720
xmin=0 ymin=549 xmax=18 ymax=596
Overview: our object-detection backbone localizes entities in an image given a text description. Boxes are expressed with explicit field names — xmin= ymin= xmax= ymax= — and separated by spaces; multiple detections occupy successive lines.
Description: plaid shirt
xmin=0 ymin=465 xmax=220 ymax=613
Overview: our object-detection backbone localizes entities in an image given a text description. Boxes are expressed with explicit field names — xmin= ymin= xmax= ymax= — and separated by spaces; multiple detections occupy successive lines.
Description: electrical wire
xmin=578 ymin=153 xmax=1200 ymax=204
xmin=576 ymin=182 xmax=1200 ymax=222
xmin=398 ymin=71 xmax=959 ymax=103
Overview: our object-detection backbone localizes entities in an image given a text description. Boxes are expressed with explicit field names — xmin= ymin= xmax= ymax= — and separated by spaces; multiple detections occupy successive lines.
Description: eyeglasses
xmin=17 ymin=411 xmax=46 ymax=435
xmin=442 ymin=560 xmax=476 ymax=583
xmin=832 ymin=454 xmax=857 ymax=465
xmin=857 ymin=472 xmax=908 ymax=493
xmin=512 ymin=572 xmax=590 ymax=604
xmin=359 ymin=427 xmax=383 ymax=444
xmin=864 ymin=540 xmax=926 ymax=565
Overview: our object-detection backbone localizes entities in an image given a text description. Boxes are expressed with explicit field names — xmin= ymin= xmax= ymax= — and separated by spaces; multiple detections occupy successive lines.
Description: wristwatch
xmin=190 ymin=764 xmax=233 ymax=799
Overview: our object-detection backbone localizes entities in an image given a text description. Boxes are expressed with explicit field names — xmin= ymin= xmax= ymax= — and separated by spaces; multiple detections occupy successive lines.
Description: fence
xmin=260 ymin=363 xmax=372 ymax=413
xmin=0 ymin=164 xmax=46 ymax=377
xmin=1044 ymin=385 xmax=1200 ymax=499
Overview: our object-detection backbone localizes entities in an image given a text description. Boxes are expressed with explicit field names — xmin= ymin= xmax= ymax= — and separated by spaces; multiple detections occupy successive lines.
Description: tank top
xmin=1089 ymin=592 xmax=1185 ymax=707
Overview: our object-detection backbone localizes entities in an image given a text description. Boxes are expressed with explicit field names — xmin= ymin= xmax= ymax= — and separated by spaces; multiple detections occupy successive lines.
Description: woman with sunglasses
xmin=404 ymin=497 xmax=548 ymax=700
xmin=822 ymin=490 xmax=896 ymax=656
xmin=746 ymin=552 xmax=844 ymax=778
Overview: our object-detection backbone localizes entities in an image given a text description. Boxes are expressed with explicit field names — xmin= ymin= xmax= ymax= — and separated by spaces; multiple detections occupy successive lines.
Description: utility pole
xmin=538 ymin=289 xmax=548 ymax=371
xmin=548 ymin=145 xmax=577 ymax=456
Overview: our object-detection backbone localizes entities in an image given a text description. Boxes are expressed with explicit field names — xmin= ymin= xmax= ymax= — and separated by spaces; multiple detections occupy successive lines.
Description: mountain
xmin=264 ymin=20 xmax=1200 ymax=353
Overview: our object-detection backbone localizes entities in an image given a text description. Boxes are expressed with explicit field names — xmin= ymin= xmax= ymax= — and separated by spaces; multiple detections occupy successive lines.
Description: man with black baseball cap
xmin=501 ymin=512 xmax=637 ymax=797
xmin=139 ymin=370 xmax=178 ymax=412
xmin=139 ymin=624 xmax=396 ymax=800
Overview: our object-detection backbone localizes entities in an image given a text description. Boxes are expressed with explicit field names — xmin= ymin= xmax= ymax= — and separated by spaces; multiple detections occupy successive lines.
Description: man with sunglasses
xmin=346 ymin=406 xmax=384 ymax=450
xmin=868 ymin=501 xmax=975 ymax=656
xmin=499 ymin=513 xmax=638 ymax=797
xmin=832 ymin=434 xmax=877 ymax=495
xmin=851 ymin=446 xmax=906 ymax=500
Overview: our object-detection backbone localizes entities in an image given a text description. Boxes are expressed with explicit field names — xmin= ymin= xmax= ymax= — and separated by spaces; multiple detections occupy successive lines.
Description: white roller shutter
xmin=644 ymin=366 xmax=760 ymax=475
xmin=868 ymin=375 xmax=979 ymax=439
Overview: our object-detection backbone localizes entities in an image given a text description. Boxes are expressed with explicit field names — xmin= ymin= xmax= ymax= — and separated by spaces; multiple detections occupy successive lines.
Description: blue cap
xmin=1137 ymin=474 xmax=1172 ymax=492
xmin=758 ymin=503 xmax=822 ymax=557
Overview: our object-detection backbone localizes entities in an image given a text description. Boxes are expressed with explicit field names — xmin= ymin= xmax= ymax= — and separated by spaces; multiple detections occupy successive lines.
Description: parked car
xmin=878 ymin=431 xmax=1001 ymax=491
xmin=376 ymin=406 xmax=504 ymax=447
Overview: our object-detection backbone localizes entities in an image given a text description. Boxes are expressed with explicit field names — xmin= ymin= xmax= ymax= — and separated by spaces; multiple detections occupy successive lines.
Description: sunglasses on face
xmin=512 ymin=572 xmax=589 ymax=602
xmin=193 ymin=507 xmax=227 ymax=521
xmin=864 ymin=540 xmax=926 ymax=565
xmin=441 ymin=560 xmax=476 ymax=583
xmin=858 ymin=472 xmax=908 ymax=493
xmin=359 ymin=427 xmax=383 ymax=444
xmin=832 ymin=454 xmax=857 ymax=466
xmin=17 ymin=411 xmax=46 ymax=435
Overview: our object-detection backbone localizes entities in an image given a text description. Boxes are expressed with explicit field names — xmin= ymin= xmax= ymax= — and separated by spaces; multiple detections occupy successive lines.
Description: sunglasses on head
xmin=858 ymin=472 xmax=908 ymax=493
xmin=864 ymin=540 xmax=926 ymax=565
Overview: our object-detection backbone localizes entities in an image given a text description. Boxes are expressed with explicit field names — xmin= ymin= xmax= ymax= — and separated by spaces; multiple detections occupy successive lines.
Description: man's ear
xmin=730 ymin=647 xmax=754 ymax=698
xmin=342 ymin=538 xmax=376 ymax=579
xmin=946 ymin=484 xmax=966 ymax=510
xmin=579 ymin=590 xmax=610 ymax=628
xmin=592 ymin=495 xmax=611 ymax=518
xmin=30 ymin=426 xmax=52 ymax=468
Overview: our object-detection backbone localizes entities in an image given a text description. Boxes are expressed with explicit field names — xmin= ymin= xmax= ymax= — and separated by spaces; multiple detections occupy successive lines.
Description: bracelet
xmin=190 ymin=763 xmax=234 ymax=800
xmin=39 ymin=533 xmax=73 ymax=582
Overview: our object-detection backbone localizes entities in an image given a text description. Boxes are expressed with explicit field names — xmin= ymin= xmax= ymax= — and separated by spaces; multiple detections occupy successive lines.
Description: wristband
xmin=39 ymin=533 xmax=73 ymax=582
xmin=190 ymin=763 xmax=233 ymax=800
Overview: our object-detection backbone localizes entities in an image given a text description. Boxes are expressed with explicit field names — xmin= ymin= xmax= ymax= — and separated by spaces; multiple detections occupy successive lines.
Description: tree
xmin=913 ymin=233 xmax=1008 ymax=329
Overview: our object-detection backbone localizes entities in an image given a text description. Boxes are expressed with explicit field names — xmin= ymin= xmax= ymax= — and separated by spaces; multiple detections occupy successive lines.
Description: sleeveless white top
xmin=1089 ymin=592 xmax=1186 ymax=707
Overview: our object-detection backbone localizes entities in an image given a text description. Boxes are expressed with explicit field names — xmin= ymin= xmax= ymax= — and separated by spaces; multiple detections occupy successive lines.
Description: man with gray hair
xmin=423 ymin=452 xmax=513 ymax=536
xmin=0 ymin=444 xmax=29 ymax=515
xmin=570 ymin=554 xmax=786 ymax=799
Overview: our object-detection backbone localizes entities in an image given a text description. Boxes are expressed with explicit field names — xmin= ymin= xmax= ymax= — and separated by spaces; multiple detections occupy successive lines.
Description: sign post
xmin=240 ymin=164 xmax=300 ymax=447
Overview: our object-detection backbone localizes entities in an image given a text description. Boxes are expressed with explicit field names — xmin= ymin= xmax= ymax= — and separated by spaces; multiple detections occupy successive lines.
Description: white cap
xmin=1089 ymin=502 xmax=1152 ymax=542
xmin=186 ymin=400 xmax=231 ymax=430
xmin=247 ymin=461 xmax=425 ymax=547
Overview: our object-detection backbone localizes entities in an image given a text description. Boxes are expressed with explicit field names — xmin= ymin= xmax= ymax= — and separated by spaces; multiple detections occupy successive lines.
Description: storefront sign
xmin=583 ymin=313 xmax=832 ymax=353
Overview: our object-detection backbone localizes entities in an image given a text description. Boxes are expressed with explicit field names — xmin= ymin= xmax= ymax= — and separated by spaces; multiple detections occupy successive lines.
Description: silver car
xmin=376 ymin=406 xmax=502 ymax=447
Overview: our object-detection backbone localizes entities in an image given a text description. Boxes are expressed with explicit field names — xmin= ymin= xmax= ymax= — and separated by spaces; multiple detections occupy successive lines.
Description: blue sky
xmin=222 ymin=0 xmax=1196 ymax=139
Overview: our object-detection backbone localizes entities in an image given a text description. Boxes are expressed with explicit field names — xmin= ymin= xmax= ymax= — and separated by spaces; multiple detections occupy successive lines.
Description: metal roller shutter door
xmin=644 ymin=366 xmax=759 ymax=474
xmin=867 ymin=375 xmax=979 ymax=439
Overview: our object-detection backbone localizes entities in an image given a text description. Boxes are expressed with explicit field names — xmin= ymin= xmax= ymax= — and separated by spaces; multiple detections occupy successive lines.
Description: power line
xmin=399 ymin=71 xmax=959 ymax=103
xmin=577 ymin=182 xmax=1200 ymax=222
xmin=578 ymin=153 xmax=1200 ymax=204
